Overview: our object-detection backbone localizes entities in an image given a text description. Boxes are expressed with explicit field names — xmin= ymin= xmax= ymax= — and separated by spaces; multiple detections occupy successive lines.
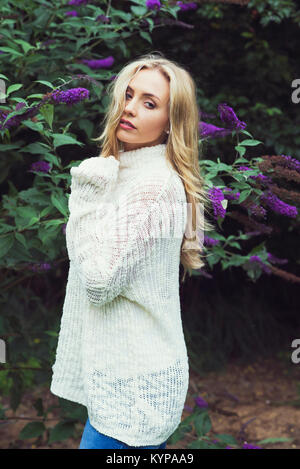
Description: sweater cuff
xmin=70 ymin=155 xmax=120 ymax=187
xmin=68 ymin=156 xmax=120 ymax=212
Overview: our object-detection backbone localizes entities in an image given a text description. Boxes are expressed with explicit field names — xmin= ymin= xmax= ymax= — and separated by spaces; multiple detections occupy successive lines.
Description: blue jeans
xmin=79 ymin=417 xmax=167 ymax=449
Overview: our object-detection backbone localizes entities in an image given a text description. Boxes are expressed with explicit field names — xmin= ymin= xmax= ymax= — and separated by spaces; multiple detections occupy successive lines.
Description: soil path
xmin=0 ymin=354 xmax=299 ymax=449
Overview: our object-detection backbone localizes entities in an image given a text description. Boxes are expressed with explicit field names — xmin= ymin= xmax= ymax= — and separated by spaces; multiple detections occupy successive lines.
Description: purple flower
xmin=15 ymin=102 xmax=26 ymax=111
xmin=29 ymin=161 xmax=51 ymax=173
xmin=250 ymin=173 xmax=273 ymax=184
xmin=195 ymin=396 xmax=208 ymax=408
xmin=225 ymin=445 xmax=233 ymax=449
xmin=247 ymin=203 xmax=267 ymax=219
xmin=279 ymin=154 xmax=300 ymax=174
xmin=0 ymin=104 xmax=42 ymax=130
xmin=82 ymin=56 xmax=114 ymax=69
xmin=223 ymin=187 xmax=240 ymax=200
xmin=28 ymin=263 xmax=51 ymax=272
xmin=65 ymin=10 xmax=78 ymax=16
xmin=50 ymin=87 xmax=89 ymax=105
xmin=243 ymin=442 xmax=262 ymax=449
xmin=208 ymin=187 xmax=227 ymax=219
xmin=146 ymin=0 xmax=161 ymax=10
xmin=199 ymin=121 xmax=232 ymax=139
xmin=267 ymin=253 xmax=288 ymax=265
xmin=184 ymin=405 xmax=193 ymax=412
xmin=204 ymin=235 xmax=220 ymax=246
xmin=176 ymin=1 xmax=198 ymax=10
xmin=40 ymin=39 xmax=56 ymax=48
xmin=68 ymin=0 xmax=89 ymax=4
xmin=218 ymin=103 xmax=247 ymax=131
xmin=238 ymin=165 xmax=251 ymax=171
xmin=244 ymin=230 xmax=262 ymax=237
xmin=260 ymin=190 xmax=298 ymax=218
xmin=249 ymin=255 xmax=271 ymax=274
xmin=96 ymin=14 xmax=110 ymax=23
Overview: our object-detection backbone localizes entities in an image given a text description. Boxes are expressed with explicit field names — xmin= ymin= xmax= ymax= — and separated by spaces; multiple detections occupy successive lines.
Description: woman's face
xmin=116 ymin=68 xmax=170 ymax=151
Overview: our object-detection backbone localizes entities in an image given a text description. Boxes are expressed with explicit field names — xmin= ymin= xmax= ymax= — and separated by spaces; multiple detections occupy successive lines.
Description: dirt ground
xmin=1 ymin=352 xmax=300 ymax=449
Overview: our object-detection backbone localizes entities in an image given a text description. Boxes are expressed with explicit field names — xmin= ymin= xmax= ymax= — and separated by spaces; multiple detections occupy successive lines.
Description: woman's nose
xmin=124 ymin=98 xmax=137 ymax=113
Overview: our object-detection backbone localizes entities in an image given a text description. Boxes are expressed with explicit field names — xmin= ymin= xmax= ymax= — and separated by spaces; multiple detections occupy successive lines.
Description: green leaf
xmin=235 ymin=145 xmax=246 ymax=157
xmin=19 ymin=421 xmax=45 ymax=439
xmin=48 ymin=421 xmax=76 ymax=444
xmin=239 ymin=139 xmax=263 ymax=146
xmin=140 ymin=31 xmax=152 ymax=44
xmin=39 ymin=103 xmax=54 ymax=129
xmin=214 ymin=433 xmax=239 ymax=445
xmin=34 ymin=80 xmax=55 ymax=90
xmin=238 ymin=189 xmax=252 ymax=203
xmin=7 ymin=84 xmax=23 ymax=96
xmin=15 ymin=232 xmax=27 ymax=249
xmin=0 ymin=234 xmax=14 ymax=258
xmin=194 ymin=411 xmax=211 ymax=437
xmin=14 ymin=39 xmax=35 ymax=54
xmin=0 ymin=47 xmax=23 ymax=57
xmin=130 ymin=5 xmax=148 ymax=15
xmin=257 ymin=437 xmax=292 ymax=444
xmin=51 ymin=192 xmax=68 ymax=217
xmin=52 ymin=134 xmax=84 ymax=148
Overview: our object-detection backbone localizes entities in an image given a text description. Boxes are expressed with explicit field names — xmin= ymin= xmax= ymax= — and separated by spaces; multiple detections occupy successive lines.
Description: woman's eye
xmin=125 ymin=93 xmax=155 ymax=109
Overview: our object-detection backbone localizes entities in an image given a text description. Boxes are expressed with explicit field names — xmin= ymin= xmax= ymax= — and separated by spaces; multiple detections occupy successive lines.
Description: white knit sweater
xmin=50 ymin=143 xmax=190 ymax=446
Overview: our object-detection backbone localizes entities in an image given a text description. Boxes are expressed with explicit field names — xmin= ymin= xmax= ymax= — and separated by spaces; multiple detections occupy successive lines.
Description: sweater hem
xmin=50 ymin=383 xmax=87 ymax=408
xmin=88 ymin=415 xmax=178 ymax=447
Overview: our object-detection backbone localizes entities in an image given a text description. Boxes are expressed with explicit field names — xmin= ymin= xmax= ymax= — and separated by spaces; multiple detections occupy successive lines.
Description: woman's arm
xmin=66 ymin=155 xmax=172 ymax=307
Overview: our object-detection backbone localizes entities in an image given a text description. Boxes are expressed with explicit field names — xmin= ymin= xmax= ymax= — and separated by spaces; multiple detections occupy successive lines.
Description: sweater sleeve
xmin=65 ymin=155 xmax=172 ymax=306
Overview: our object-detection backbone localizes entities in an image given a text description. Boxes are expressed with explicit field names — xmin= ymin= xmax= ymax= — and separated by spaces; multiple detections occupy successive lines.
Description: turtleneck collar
xmin=118 ymin=143 xmax=167 ymax=170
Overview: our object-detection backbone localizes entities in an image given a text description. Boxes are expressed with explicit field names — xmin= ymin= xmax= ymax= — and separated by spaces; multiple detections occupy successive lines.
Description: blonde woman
xmin=50 ymin=52 xmax=213 ymax=449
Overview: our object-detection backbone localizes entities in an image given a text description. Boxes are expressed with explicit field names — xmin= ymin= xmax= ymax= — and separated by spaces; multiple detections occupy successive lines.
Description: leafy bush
xmin=0 ymin=0 xmax=299 ymax=448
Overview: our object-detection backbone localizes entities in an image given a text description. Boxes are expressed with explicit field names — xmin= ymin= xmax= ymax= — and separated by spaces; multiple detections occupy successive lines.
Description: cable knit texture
xmin=50 ymin=143 xmax=190 ymax=446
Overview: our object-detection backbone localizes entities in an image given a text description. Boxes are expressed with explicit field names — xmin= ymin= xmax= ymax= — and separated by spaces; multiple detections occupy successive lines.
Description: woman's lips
xmin=119 ymin=122 xmax=136 ymax=130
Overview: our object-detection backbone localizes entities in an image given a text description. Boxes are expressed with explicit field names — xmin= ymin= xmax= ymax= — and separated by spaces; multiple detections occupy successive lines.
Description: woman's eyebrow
xmin=126 ymin=85 xmax=161 ymax=102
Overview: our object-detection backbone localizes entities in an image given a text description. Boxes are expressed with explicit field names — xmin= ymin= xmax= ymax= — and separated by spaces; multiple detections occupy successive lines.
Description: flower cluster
xmin=200 ymin=103 xmax=246 ymax=139
xmin=218 ymin=103 xmax=247 ymax=130
xmin=50 ymin=87 xmax=89 ymax=105
xmin=81 ymin=56 xmax=114 ymax=69
xmin=208 ymin=187 xmax=226 ymax=219
xmin=194 ymin=396 xmax=208 ymax=408
xmin=267 ymin=253 xmax=288 ymax=265
xmin=260 ymin=190 xmax=298 ymax=218
xmin=223 ymin=187 xmax=240 ymax=200
xmin=146 ymin=0 xmax=161 ymax=10
xmin=68 ymin=0 xmax=89 ymax=4
xmin=96 ymin=14 xmax=110 ymax=23
xmin=28 ymin=161 xmax=51 ymax=173
xmin=65 ymin=10 xmax=78 ymax=17
xmin=279 ymin=154 xmax=300 ymax=173
xmin=176 ymin=1 xmax=198 ymax=10
xmin=248 ymin=255 xmax=271 ymax=274
xmin=28 ymin=263 xmax=51 ymax=272
xmin=199 ymin=122 xmax=232 ymax=139
xmin=0 ymin=103 xmax=41 ymax=130
xmin=203 ymin=235 xmax=220 ymax=246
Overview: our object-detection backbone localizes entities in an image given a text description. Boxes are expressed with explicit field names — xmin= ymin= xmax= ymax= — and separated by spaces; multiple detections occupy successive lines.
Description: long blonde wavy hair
xmin=91 ymin=52 xmax=215 ymax=283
